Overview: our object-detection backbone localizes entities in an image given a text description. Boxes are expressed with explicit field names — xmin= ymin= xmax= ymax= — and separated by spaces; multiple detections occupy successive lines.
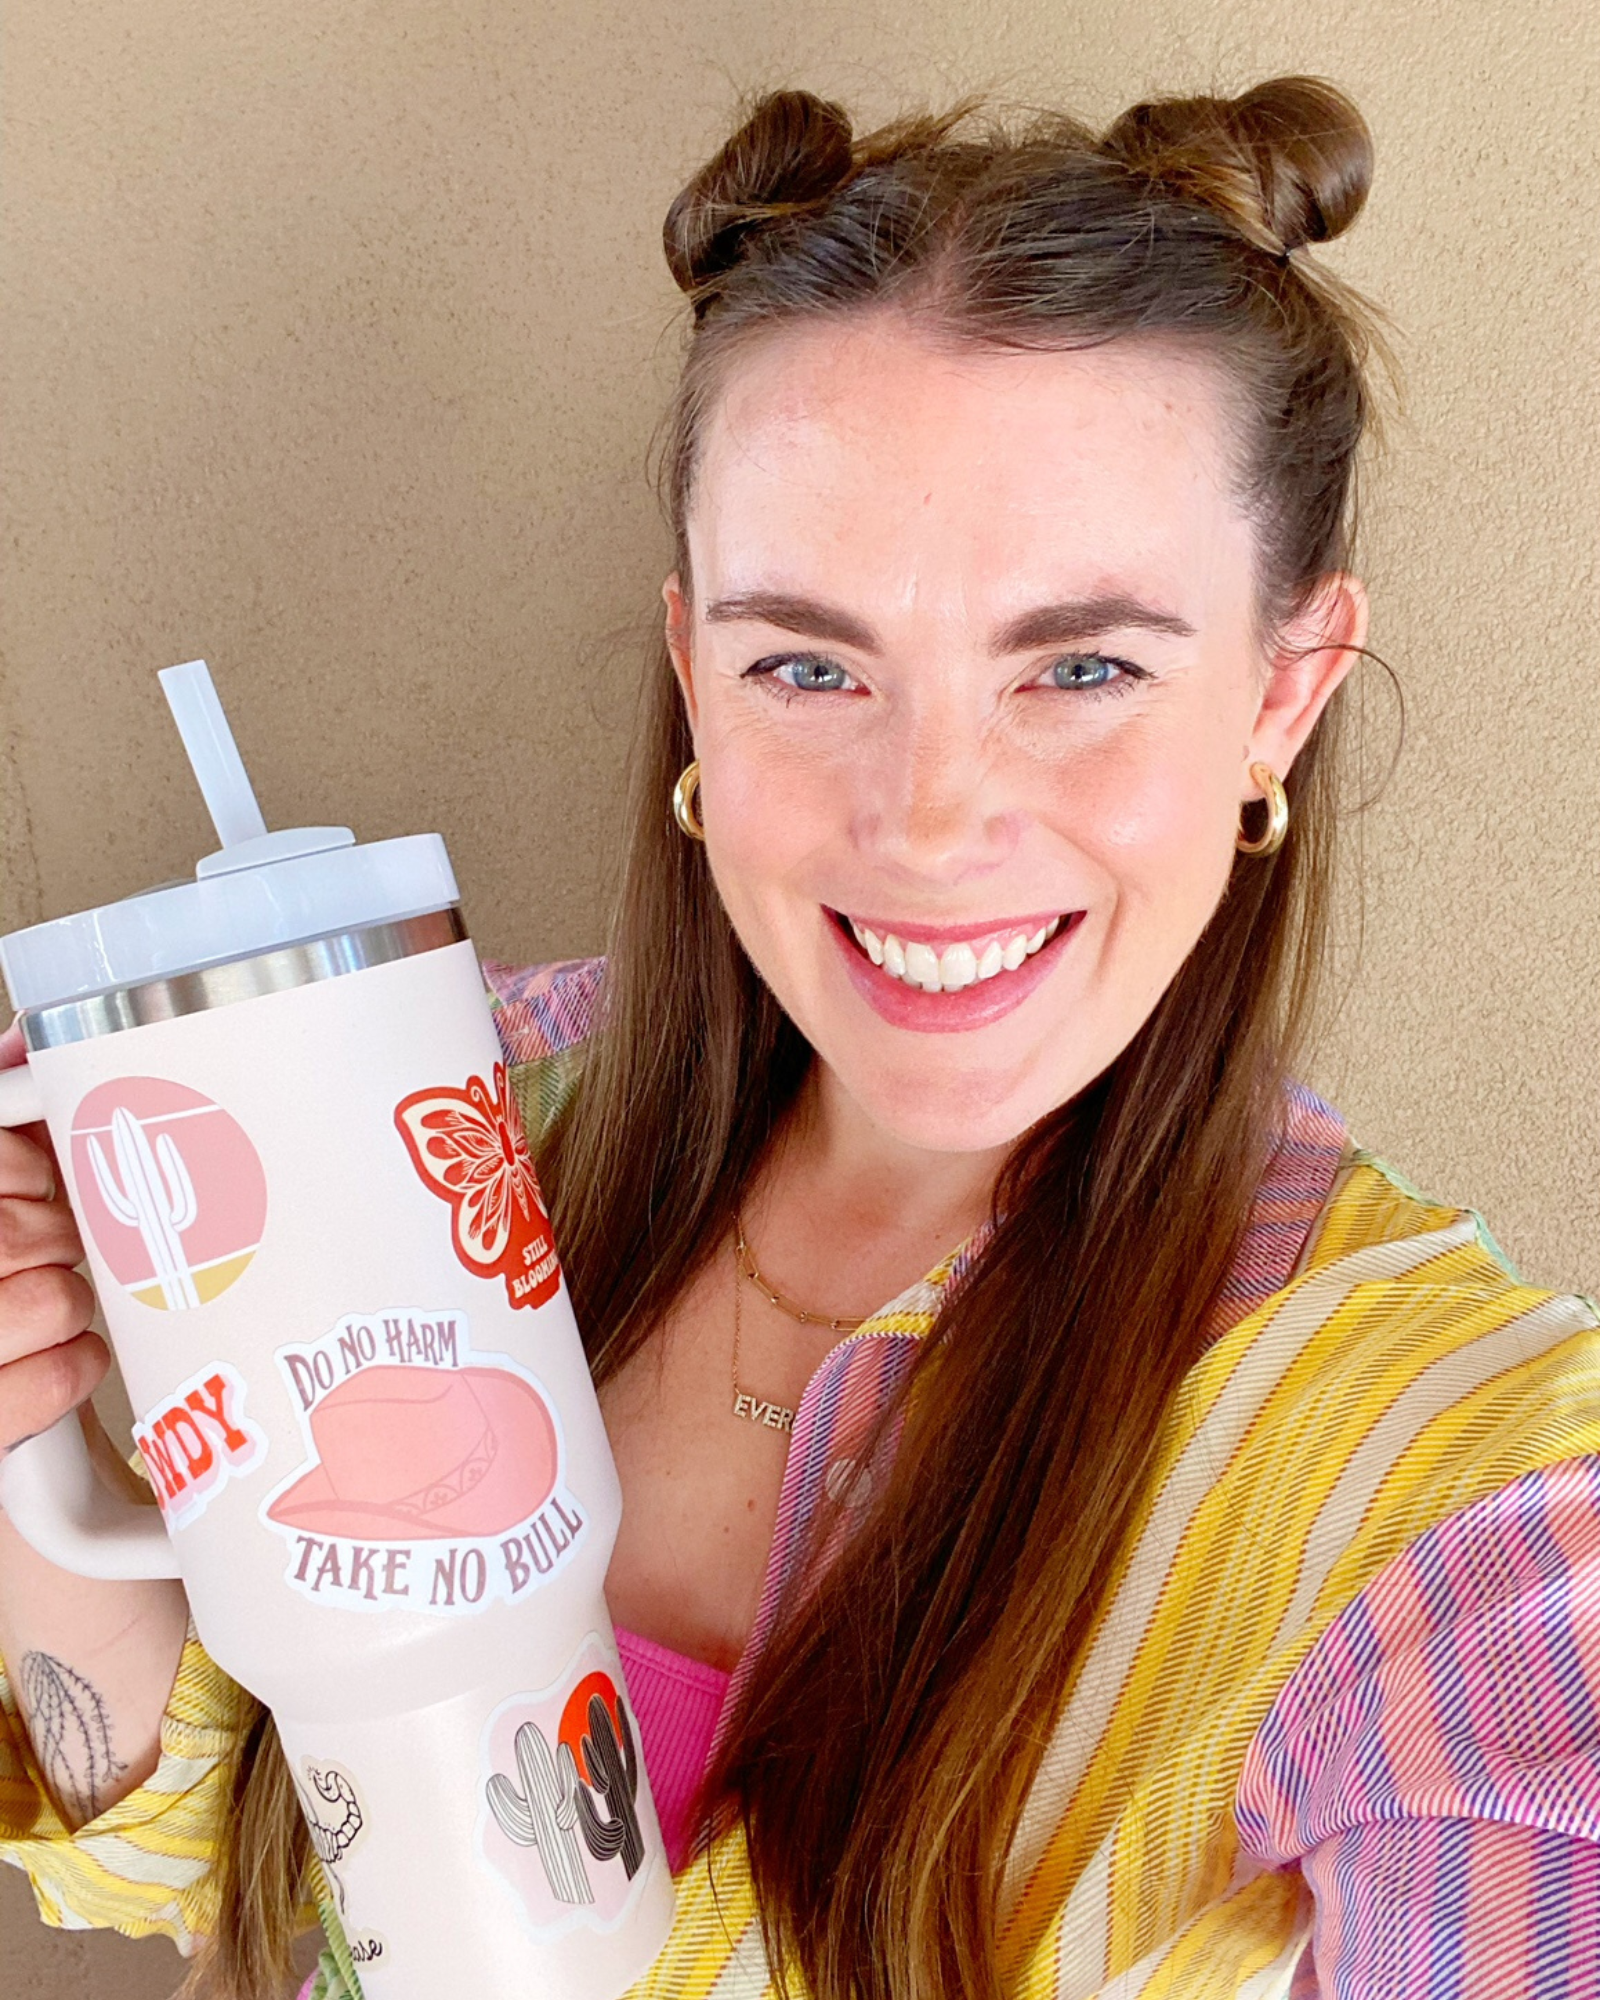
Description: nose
xmin=855 ymin=708 xmax=1018 ymax=886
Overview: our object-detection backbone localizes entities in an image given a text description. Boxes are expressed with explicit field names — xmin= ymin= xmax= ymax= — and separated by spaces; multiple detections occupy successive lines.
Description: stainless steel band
xmin=19 ymin=907 xmax=467 ymax=1051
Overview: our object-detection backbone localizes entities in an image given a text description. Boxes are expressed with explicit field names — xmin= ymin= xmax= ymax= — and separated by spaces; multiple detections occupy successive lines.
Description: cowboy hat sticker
xmin=479 ymin=1633 xmax=658 ymax=1941
xmin=394 ymin=1063 xmax=562 ymax=1313
xmin=260 ymin=1307 xmax=587 ymax=1615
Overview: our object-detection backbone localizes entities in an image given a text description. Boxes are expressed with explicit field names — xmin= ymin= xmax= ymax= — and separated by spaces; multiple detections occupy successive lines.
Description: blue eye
xmin=1044 ymin=653 xmax=1129 ymax=691
xmin=752 ymin=654 xmax=858 ymax=693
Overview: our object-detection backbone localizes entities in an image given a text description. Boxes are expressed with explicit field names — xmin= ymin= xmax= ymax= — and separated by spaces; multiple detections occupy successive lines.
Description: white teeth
xmin=849 ymin=918 xmax=887 ymax=966
xmin=845 ymin=914 xmax=1071 ymax=993
xmin=903 ymin=941 xmax=942 ymax=992
xmin=940 ymin=942 xmax=978 ymax=991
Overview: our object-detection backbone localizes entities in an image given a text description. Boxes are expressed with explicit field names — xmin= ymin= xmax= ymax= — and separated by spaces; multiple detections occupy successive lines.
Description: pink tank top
xmin=614 ymin=1624 xmax=731 ymax=1870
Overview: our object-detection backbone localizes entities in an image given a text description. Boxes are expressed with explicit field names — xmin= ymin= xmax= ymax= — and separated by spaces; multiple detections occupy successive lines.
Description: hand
xmin=0 ymin=1021 xmax=106 ymax=1456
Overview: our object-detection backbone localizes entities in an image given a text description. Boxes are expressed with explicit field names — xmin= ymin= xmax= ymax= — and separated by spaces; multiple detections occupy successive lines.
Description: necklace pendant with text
xmin=732 ymin=1390 xmax=795 ymax=1434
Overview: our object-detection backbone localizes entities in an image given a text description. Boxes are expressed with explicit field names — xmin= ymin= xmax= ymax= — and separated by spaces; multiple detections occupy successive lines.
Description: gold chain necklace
xmin=734 ymin=1213 xmax=867 ymax=1333
xmin=729 ymin=1213 xmax=868 ymax=1435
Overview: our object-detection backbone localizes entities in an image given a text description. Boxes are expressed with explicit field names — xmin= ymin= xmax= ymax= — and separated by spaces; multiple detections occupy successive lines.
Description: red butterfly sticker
xmin=394 ymin=1063 xmax=561 ymax=1311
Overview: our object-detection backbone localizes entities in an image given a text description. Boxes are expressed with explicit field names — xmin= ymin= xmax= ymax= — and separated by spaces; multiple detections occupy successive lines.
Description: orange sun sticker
xmin=558 ymin=1672 xmax=626 ymax=1786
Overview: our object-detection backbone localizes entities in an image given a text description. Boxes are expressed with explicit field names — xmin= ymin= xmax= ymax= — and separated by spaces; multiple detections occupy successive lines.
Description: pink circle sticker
xmin=70 ymin=1078 xmax=267 ymax=1311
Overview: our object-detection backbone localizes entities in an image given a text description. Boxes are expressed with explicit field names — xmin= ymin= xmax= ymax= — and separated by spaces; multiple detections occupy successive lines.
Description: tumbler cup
xmin=0 ymin=663 xmax=674 ymax=1998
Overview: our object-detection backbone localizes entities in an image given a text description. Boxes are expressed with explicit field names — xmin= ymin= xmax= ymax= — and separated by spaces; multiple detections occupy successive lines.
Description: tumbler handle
xmin=0 ymin=1063 xmax=43 ymax=1125
xmin=0 ymin=1058 xmax=181 ymax=1579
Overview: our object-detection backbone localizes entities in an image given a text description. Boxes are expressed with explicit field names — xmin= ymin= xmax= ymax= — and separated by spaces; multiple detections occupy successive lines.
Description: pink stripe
xmin=1240 ymin=1459 xmax=1600 ymax=1994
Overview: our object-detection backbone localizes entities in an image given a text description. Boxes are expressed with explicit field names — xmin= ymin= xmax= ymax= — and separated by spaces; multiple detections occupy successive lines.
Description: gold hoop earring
xmin=673 ymin=760 xmax=706 ymax=841
xmin=1236 ymin=763 xmax=1289 ymax=857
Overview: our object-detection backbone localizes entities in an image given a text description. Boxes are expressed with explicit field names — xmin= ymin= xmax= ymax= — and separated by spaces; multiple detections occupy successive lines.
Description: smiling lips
xmin=828 ymin=906 xmax=1081 ymax=1033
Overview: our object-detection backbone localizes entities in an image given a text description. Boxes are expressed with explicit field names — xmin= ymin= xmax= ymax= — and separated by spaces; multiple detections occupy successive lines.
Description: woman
xmin=3 ymin=77 xmax=1600 ymax=2000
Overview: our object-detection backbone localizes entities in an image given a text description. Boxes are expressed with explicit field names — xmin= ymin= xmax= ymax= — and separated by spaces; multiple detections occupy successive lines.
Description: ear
xmin=662 ymin=572 xmax=699 ymax=733
xmin=1245 ymin=572 xmax=1368 ymax=789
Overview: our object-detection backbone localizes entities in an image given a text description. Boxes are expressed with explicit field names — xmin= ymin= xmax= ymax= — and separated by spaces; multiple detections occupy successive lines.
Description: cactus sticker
xmin=70 ymin=1079 xmax=267 ymax=1310
xmin=479 ymin=1634 xmax=657 ymax=1940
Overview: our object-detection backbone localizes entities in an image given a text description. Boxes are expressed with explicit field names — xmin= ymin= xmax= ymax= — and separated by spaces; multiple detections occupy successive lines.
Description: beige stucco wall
xmin=4 ymin=0 xmax=1598 ymax=1991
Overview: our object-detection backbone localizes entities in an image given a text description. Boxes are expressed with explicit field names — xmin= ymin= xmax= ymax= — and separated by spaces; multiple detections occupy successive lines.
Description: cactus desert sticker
xmin=260 ymin=1308 xmax=587 ymax=1614
xmin=479 ymin=1635 xmax=656 ymax=1940
xmin=70 ymin=1078 xmax=267 ymax=1310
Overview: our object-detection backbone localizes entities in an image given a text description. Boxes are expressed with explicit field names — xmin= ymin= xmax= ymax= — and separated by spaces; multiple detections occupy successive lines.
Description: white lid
xmin=0 ymin=662 xmax=461 ymax=1014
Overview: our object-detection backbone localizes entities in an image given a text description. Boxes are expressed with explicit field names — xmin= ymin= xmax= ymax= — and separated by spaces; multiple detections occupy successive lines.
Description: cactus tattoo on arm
xmin=19 ymin=1651 xmax=127 ymax=1825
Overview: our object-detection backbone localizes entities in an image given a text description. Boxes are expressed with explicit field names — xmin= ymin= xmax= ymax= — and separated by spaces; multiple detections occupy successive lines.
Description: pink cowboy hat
xmin=266 ymin=1364 xmax=559 ymax=1541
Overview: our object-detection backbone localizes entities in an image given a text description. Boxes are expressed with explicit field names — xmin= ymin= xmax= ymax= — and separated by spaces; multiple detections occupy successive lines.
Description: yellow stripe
xmin=1300 ymin=1154 xmax=1463 ymax=1266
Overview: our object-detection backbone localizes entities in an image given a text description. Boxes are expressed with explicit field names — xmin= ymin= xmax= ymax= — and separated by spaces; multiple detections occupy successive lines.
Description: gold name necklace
xmin=729 ymin=1212 xmax=867 ymax=1435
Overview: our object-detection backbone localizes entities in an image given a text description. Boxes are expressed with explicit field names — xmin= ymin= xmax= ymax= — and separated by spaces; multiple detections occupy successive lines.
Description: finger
xmin=0 ymin=1331 xmax=111 ymax=1454
xmin=0 ymin=1025 xmax=63 ymax=1183
xmin=0 ymin=1127 xmax=56 ymax=1202
xmin=0 ymin=1194 xmax=85 ymax=1278
xmin=0 ymin=1265 xmax=98 ymax=1366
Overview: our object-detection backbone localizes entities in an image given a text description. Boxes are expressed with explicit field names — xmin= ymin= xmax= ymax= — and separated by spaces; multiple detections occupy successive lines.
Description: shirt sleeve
xmin=0 ymin=1619 xmax=255 ymax=1951
xmin=1236 ymin=1455 xmax=1600 ymax=1997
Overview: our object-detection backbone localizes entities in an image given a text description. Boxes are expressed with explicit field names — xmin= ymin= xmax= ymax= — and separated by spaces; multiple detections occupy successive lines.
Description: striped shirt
xmin=5 ymin=954 xmax=1600 ymax=1998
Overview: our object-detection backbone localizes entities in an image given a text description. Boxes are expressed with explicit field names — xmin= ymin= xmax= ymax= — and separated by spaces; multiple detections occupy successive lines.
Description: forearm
xmin=0 ymin=1436 xmax=189 ymax=1829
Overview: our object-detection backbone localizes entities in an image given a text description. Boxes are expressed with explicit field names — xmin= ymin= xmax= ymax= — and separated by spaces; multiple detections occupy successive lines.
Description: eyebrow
xmin=993 ymin=594 xmax=1197 ymax=650
xmin=703 ymin=591 xmax=878 ymax=649
xmin=702 ymin=589 xmax=1196 ymax=653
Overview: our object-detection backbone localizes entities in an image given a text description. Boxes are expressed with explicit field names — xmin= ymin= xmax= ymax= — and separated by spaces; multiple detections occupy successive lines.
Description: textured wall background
xmin=4 ymin=0 xmax=1597 ymax=1990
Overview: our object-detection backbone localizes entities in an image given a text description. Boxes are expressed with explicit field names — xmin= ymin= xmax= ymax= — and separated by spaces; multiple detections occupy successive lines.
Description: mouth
xmin=825 ymin=905 xmax=1084 ymax=1033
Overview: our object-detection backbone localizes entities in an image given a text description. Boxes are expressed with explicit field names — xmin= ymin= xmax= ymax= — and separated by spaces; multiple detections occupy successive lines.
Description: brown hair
xmin=199 ymin=77 xmax=1385 ymax=2000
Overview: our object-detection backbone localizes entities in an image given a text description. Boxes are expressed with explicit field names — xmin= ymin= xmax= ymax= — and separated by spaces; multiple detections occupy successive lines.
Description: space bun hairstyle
xmin=659 ymin=78 xmax=1385 ymax=634
xmin=564 ymin=77 xmax=1389 ymax=2000
xmin=662 ymin=88 xmax=857 ymax=301
xmin=1100 ymin=75 xmax=1375 ymax=257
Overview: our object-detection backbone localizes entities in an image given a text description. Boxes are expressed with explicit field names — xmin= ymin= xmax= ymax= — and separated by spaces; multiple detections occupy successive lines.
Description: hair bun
xmin=1101 ymin=76 xmax=1373 ymax=256
xmin=664 ymin=90 xmax=855 ymax=300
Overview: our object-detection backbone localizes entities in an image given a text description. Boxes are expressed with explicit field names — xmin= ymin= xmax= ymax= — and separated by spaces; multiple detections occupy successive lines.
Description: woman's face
xmin=667 ymin=317 xmax=1364 ymax=1154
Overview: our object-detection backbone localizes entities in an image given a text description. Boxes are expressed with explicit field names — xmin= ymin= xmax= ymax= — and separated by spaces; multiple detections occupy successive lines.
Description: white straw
xmin=158 ymin=660 xmax=268 ymax=849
